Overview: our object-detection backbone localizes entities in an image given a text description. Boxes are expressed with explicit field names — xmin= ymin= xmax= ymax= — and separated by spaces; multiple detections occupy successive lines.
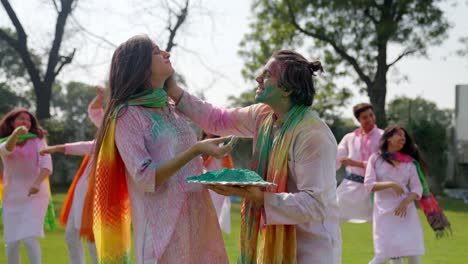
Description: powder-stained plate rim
xmin=186 ymin=179 xmax=277 ymax=187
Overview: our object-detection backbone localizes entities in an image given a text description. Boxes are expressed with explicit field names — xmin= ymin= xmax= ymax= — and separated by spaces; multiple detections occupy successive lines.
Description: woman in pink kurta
xmin=336 ymin=103 xmax=383 ymax=223
xmin=115 ymin=105 xmax=229 ymax=263
xmin=88 ymin=35 xmax=231 ymax=264
xmin=166 ymin=50 xmax=342 ymax=264
xmin=0 ymin=108 xmax=52 ymax=264
xmin=364 ymin=125 xmax=425 ymax=264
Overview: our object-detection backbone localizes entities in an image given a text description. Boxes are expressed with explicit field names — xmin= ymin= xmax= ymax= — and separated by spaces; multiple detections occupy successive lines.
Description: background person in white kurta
xmin=41 ymin=141 xmax=97 ymax=264
xmin=364 ymin=125 xmax=425 ymax=264
xmin=0 ymin=108 xmax=52 ymax=264
xmin=39 ymin=86 xmax=105 ymax=264
xmin=336 ymin=103 xmax=383 ymax=223
xmin=200 ymin=131 xmax=233 ymax=234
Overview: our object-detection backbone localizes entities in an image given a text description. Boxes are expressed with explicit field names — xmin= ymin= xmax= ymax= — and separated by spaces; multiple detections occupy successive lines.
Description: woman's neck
xmin=150 ymin=78 xmax=165 ymax=89
xmin=387 ymin=145 xmax=400 ymax=153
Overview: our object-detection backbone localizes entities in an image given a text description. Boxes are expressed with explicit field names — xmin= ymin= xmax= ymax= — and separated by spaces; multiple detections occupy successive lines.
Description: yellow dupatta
xmin=81 ymin=88 xmax=168 ymax=263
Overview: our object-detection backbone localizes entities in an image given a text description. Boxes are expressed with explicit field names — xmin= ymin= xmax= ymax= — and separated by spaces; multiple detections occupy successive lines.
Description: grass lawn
xmin=1 ymin=194 xmax=467 ymax=263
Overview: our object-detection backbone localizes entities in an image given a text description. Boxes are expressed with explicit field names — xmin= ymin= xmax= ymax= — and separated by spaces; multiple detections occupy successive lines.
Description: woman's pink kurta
xmin=0 ymin=138 xmax=52 ymax=243
xmin=364 ymin=153 xmax=425 ymax=259
xmin=114 ymin=105 xmax=228 ymax=264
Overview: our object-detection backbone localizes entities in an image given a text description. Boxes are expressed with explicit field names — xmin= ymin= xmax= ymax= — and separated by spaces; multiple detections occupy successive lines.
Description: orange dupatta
xmin=59 ymin=155 xmax=90 ymax=226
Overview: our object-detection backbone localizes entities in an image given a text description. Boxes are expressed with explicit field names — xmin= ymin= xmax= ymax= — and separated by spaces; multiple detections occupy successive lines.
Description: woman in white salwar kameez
xmin=0 ymin=108 xmax=52 ymax=264
xmin=364 ymin=125 xmax=425 ymax=264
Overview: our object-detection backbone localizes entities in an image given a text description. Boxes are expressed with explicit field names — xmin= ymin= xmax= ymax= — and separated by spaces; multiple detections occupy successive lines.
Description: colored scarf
xmin=387 ymin=152 xmax=452 ymax=238
xmin=44 ymin=178 xmax=57 ymax=230
xmin=0 ymin=132 xmax=37 ymax=144
xmin=0 ymin=133 xmax=56 ymax=229
xmin=81 ymin=88 xmax=168 ymax=264
xmin=59 ymin=155 xmax=90 ymax=226
xmin=239 ymin=105 xmax=308 ymax=264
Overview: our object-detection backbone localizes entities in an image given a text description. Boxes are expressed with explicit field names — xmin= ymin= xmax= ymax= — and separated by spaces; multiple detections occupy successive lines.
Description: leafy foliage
xmin=387 ymin=96 xmax=453 ymax=190
xmin=0 ymin=83 xmax=30 ymax=116
xmin=238 ymin=0 xmax=451 ymax=126
xmin=43 ymin=81 xmax=98 ymax=183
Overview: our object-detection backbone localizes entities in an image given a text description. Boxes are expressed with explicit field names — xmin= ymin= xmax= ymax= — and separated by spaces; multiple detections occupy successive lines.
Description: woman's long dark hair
xmin=0 ymin=107 xmax=46 ymax=139
xmin=271 ymin=50 xmax=323 ymax=106
xmin=94 ymin=35 xmax=154 ymax=154
xmin=379 ymin=124 xmax=429 ymax=175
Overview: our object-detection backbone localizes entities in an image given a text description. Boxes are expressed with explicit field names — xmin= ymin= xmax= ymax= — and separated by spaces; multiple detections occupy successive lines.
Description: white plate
xmin=186 ymin=179 xmax=277 ymax=187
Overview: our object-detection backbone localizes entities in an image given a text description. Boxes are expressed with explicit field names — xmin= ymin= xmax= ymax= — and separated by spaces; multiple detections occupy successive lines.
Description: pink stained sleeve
xmin=263 ymin=124 xmax=338 ymax=225
xmin=115 ymin=107 xmax=157 ymax=193
xmin=362 ymin=160 xmax=368 ymax=170
xmin=364 ymin=154 xmax=378 ymax=193
xmin=37 ymin=139 xmax=53 ymax=174
xmin=177 ymin=91 xmax=270 ymax=138
xmin=336 ymin=134 xmax=349 ymax=171
xmin=88 ymin=106 xmax=104 ymax=128
xmin=64 ymin=140 xmax=95 ymax=156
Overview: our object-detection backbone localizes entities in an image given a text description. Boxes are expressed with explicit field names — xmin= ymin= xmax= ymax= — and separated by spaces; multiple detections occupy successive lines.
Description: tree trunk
xmin=368 ymin=42 xmax=388 ymax=128
xmin=368 ymin=77 xmax=387 ymax=128
xmin=35 ymin=83 xmax=51 ymax=120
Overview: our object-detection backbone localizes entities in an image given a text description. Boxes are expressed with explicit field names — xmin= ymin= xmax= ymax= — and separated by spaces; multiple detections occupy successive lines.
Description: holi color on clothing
xmin=365 ymin=153 xmax=425 ymax=259
xmin=336 ymin=126 xmax=383 ymax=223
xmin=82 ymin=88 xmax=227 ymax=263
xmin=0 ymin=137 xmax=54 ymax=243
xmin=177 ymin=91 xmax=342 ymax=264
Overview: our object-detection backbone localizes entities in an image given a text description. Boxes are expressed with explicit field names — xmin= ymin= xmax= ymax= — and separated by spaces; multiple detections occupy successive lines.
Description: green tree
xmin=0 ymin=28 xmax=29 ymax=87
xmin=0 ymin=83 xmax=30 ymax=116
xmin=387 ymin=96 xmax=453 ymax=190
xmin=41 ymin=81 xmax=99 ymax=184
xmin=0 ymin=0 xmax=79 ymax=119
xmin=0 ymin=30 xmax=32 ymax=115
xmin=239 ymin=0 xmax=450 ymax=127
xmin=457 ymin=36 xmax=468 ymax=57
xmin=227 ymin=89 xmax=256 ymax=107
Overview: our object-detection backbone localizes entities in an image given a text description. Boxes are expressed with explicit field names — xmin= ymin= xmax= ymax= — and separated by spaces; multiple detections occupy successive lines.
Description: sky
xmin=1 ymin=0 xmax=467 ymax=118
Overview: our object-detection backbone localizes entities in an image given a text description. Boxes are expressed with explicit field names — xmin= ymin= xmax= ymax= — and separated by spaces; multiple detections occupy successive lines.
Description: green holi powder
xmin=223 ymin=135 xmax=234 ymax=145
xmin=149 ymin=112 xmax=180 ymax=136
xmin=186 ymin=168 xmax=267 ymax=183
